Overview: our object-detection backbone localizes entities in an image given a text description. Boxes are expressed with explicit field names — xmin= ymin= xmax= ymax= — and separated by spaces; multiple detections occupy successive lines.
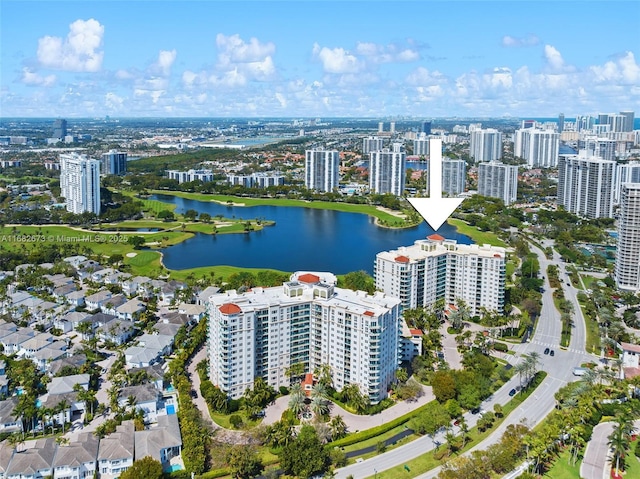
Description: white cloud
xmin=21 ymin=67 xmax=56 ymax=87
xmin=37 ymin=19 xmax=104 ymax=72
xmin=155 ymin=49 xmax=177 ymax=76
xmin=105 ymin=92 xmax=124 ymax=110
xmin=543 ymin=44 xmax=575 ymax=73
xmin=590 ymin=51 xmax=640 ymax=84
xmin=216 ymin=34 xmax=275 ymax=63
xmin=355 ymin=41 xmax=420 ymax=63
xmin=275 ymin=92 xmax=287 ymax=108
xmin=312 ymin=43 xmax=363 ymax=74
xmin=502 ymin=34 xmax=540 ymax=47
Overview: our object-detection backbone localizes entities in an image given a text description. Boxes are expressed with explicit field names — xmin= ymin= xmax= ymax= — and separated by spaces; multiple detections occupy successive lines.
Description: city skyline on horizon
xmin=1 ymin=1 xmax=639 ymax=119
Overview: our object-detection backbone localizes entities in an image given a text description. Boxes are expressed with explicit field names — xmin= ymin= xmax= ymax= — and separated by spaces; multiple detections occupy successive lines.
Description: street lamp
xmin=374 ymin=469 xmax=378 ymax=479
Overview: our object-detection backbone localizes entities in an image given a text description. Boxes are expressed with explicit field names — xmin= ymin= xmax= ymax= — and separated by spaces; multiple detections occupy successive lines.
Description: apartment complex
xmin=305 ymin=149 xmax=340 ymax=192
xmin=363 ymin=136 xmax=384 ymax=154
xmin=227 ymin=172 xmax=285 ymax=188
xmin=374 ymin=235 xmax=506 ymax=316
xmin=614 ymin=162 xmax=640 ymax=203
xmin=369 ymin=143 xmax=406 ymax=196
xmin=557 ymin=152 xmax=615 ymax=219
xmin=477 ymin=161 xmax=518 ymax=205
xmin=615 ymin=183 xmax=640 ymax=292
xmin=59 ymin=153 xmax=101 ymax=215
xmin=514 ymin=128 xmax=560 ymax=167
xmin=101 ymin=150 xmax=127 ymax=175
xmin=469 ymin=128 xmax=503 ymax=163
xmin=413 ymin=133 xmax=430 ymax=156
xmin=207 ymin=272 xmax=401 ymax=402
xmin=166 ymin=169 xmax=214 ymax=183
xmin=442 ymin=159 xmax=467 ymax=196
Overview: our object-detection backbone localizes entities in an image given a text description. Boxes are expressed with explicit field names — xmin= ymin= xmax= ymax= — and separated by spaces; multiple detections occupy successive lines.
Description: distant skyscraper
xmin=442 ymin=159 xmax=466 ymax=196
xmin=620 ymin=111 xmax=635 ymax=132
xmin=369 ymin=143 xmax=406 ymax=196
xmin=390 ymin=122 xmax=396 ymax=133
xmin=101 ymin=150 xmax=127 ymax=175
xmin=413 ymin=134 xmax=429 ymax=156
xmin=421 ymin=121 xmax=432 ymax=135
xmin=60 ymin=153 xmax=101 ymax=214
xmin=305 ymin=149 xmax=340 ymax=192
xmin=378 ymin=122 xmax=384 ymax=133
xmin=469 ymin=128 xmax=502 ymax=163
xmin=53 ymin=119 xmax=67 ymax=140
xmin=362 ymin=136 xmax=384 ymax=155
xmin=514 ymin=128 xmax=559 ymax=167
xmin=576 ymin=115 xmax=596 ymax=131
xmin=615 ymin=183 xmax=640 ymax=292
xmin=558 ymin=113 xmax=565 ymax=133
xmin=557 ymin=152 xmax=615 ymax=219
xmin=477 ymin=161 xmax=518 ymax=205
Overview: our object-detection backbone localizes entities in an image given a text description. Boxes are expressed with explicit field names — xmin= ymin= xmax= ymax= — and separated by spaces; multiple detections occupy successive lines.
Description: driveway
xmin=581 ymin=422 xmax=615 ymax=479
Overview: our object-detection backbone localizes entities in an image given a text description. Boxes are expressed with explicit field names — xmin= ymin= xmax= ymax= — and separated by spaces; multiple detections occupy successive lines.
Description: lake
xmin=154 ymin=195 xmax=472 ymax=274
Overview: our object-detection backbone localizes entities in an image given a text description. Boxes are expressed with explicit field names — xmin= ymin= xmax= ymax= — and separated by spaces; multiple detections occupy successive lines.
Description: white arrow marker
xmin=407 ymin=138 xmax=464 ymax=231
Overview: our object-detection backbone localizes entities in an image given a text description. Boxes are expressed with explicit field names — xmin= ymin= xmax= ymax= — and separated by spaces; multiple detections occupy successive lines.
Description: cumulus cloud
xmin=502 ymin=34 xmax=540 ymax=47
xmin=543 ymin=44 xmax=575 ymax=73
xmin=154 ymin=49 xmax=177 ymax=76
xmin=590 ymin=51 xmax=640 ymax=84
xmin=21 ymin=67 xmax=56 ymax=87
xmin=216 ymin=34 xmax=275 ymax=63
xmin=312 ymin=43 xmax=363 ymax=74
xmin=37 ymin=18 xmax=104 ymax=72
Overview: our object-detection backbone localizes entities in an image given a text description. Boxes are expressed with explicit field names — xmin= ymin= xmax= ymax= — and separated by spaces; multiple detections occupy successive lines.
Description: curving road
xmin=336 ymin=238 xmax=596 ymax=479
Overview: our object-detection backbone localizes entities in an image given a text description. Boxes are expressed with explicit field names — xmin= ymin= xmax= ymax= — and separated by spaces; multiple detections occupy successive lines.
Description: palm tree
xmin=328 ymin=415 xmax=347 ymax=440
xmin=310 ymin=395 xmax=329 ymax=417
xmin=458 ymin=417 xmax=469 ymax=447
xmin=288 ymin=383 xmax=306 ymax=416
xmin=444 ymin=428 xmax=457 ymax=456
xmin=608 ymin=422 xmax=631 ymax=476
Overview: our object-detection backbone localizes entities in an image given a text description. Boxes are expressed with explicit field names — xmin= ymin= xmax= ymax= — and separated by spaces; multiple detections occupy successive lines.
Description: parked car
xmin=544 ymin=348 xmax=550 ymax=355
xmin=509 ymin=388 xmax=517 ymax=397
xmin=550 ymin=350 xmax=555 ymax=356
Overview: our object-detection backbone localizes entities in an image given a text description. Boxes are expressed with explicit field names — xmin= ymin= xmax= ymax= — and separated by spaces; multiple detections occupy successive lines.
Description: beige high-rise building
xmin=615 ymin=183 xmax=640 ymax=292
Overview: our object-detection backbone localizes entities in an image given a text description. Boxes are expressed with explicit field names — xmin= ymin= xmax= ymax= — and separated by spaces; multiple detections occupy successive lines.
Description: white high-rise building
xmin=614 ymin=162 xmax=640 ymax=203
xmin=207 ymin=272 xmax=402 ymax=402
xmin=369 ymin=143 xmax=406 ymax=196
xmin=557 ymin=152 xmax=615 ymax=219
xmin=442 ymin=159 xmax=467 ymax=196
xmin=101 ymin=150 xmax=127 ymax=175
xmin=374 ymin=235 xmax=506 ymax=316
xmin=59 ymin=153 xmax=101 ymax=214
xmin=166 ymin=169 xmax=214 ymax=183
xmin=514 ymin=128 xmax=559 ymax=167
xmin=363 ymin=136 xmax=384 ymax=155
xmin=305 ymin=149 xmax=340 ymax=192
xmin=469 ymin=128 xmax=503 ymax=163
xmin=615 ymin=183 xmax=640 ymax=292
xmin=620 ymin=111 xmax=635 ymax=132
xmin=477 ymin=161 xmax=518 ymax=205
xmin=413 ymin=134 xmax=430 ymax=156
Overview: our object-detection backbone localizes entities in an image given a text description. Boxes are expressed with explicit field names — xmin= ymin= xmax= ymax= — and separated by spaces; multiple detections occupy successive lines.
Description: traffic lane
xmin=581 ymin=422 xmax=614 ymax=479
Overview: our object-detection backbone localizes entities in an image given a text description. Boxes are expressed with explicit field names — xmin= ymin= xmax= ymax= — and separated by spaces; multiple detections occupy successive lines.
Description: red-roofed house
xmin=621 ymin=342 xmax=640 ymax=378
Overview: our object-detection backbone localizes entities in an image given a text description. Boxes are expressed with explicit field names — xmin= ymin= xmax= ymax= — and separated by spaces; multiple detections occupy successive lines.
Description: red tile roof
xmin=298 ymin=273 xmax=320 ymax=284
xmin=395 ymin=255 xmax=410 ymax=263
xmin=409 ymin=328 xmax=423 ymax=336
xmin=622 ymin=342 xmax=640 ymax=354
xmin=364 ymin=311 xmax=375 ymax=316
xmin=218 ymin=303 xmax=242 ymax=315
xmin=428 ymin=234 xmax=445 ymax=241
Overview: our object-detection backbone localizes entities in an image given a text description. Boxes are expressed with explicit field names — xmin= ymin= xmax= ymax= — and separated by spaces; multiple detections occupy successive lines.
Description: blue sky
xmin=1 ymin=0 xmax=639 ymax=118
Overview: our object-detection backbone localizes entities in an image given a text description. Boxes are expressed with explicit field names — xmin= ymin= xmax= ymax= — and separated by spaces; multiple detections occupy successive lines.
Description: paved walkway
xmin=263 ymin=384 xmax=435 ymax=433
xmin=581 ymin=420 xmax=640 ymax=479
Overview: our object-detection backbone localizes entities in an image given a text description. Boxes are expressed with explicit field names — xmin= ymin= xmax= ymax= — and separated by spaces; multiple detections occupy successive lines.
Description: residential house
xmin=116 ymin=298 xmax=146 ymax=321
xmin=196 ymin=286 xmax=221 ymax=305
xmin=0 ymin=441 xmax=14 ymax=479
xmin=0 ymin=360 xmax=7 ymax=396
xmin=100 ymin=294 xmax=127 ymax=316
xmin=1 ymin=329 xmax=35 ymax=355
xmin=5 ymin=437 xmax=56 ymax=479
xmin=0 ymin=397 xmax=22 ymax=433
xmin=63 ymin=290 xmax=86 ymax=308
xmin=160 ymin=280 xmax=187 ymax=305
xmin=91 ymin=268 xmax=117 ymax=284
xmin=134 ymin=414 xmax=182 ymax=471
xmin=124 ymin=333 xmax=173 ymax=369
xmin=84 ymin=290 xmax=113 ymax=312
xmin=52 ymin=432 xmax=99 ymax=479
xmin=97 ymin=318 xmax=135 ymax=346
xmin=127 ymin=364 xmax=165 ymax=391
xmin=52 ymin=283 xmax=77 ymax=301
xmin=31 ymin=342 xmax=67 ymax=372
xmin=97 ymin=420 xmax=134 ymax=477
xmin=118 ymin=384 xmax=160 ymax=422
xmin=176 ymin=302 xmax=205 ymax=323
xmin=48 ymin=354 xmax=87 ymax=377
xmin=621 ymin=341 xmax=640 ymax=378
xmin=122 ymin=276 xmax=151 ymax=297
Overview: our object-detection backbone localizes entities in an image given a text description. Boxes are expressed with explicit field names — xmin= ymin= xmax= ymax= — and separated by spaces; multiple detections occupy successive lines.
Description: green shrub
xmin=229 ymin=414 xmax=243 ymax=429
xmin=493 ymin=342 xmax=508 ymax=352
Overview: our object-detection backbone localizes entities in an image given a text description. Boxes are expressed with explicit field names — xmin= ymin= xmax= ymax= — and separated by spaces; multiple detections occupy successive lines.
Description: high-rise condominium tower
xmin=369 ymin=143 xmax=406 ymax=196
xmin=53 ymin=119 xmax=67 ymax=140
xmin=442 ymin=159 xmax=467 ymax=196
xmin=375 ymin=236 xmax=506 ymax=316
xmin=477 ymin=161 xmax=518 ymax=205
xmin=304 ymin=149 xmax=340 ymax=192
xmin=615 ymin=183 xmax=640 ymax=292
xmin=469 ymin=128 xmax=502 ymax=163
xmin=362 ymin=136 xmax=384 ymax=155
xmin=514 ymin=128 xmax=559 ymax=167
xmin=207 ymin=272 xmax=401 ymax=402
xmin=557 ymin=152 xmax=615 ymax=219
xmin=101 ymin=150 xmax=128 ymax=175
xmin=60 ymin=153 xmax=101 ymax=214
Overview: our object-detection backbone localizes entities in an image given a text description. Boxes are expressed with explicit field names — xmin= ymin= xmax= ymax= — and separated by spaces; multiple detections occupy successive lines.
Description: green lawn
xmin=448 ymin=219 xmax=507 ymax=247
xmin=543 ymin=449 xmax=582 ymax=479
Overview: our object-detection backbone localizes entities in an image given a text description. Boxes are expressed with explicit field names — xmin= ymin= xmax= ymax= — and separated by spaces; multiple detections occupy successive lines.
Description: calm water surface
xmin=155 ymin=195 xmax=471 ymax=274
